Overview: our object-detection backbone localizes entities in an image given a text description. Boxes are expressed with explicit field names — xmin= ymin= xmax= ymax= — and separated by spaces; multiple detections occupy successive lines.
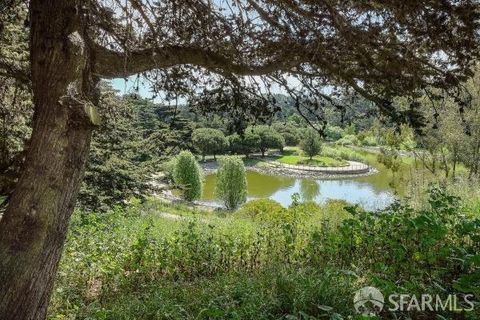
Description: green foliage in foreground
xmin=215 ymin=156 xmax=247 ymax=210
xmin=173 ymin=151 xmax=203 ymax=201
xmin=50 ymin=188 xmax=480 ymax=319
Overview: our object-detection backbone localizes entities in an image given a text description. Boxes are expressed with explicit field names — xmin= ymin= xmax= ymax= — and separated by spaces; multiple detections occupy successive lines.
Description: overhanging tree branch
xmin=94 ymin=44 xmax=303 ymax=78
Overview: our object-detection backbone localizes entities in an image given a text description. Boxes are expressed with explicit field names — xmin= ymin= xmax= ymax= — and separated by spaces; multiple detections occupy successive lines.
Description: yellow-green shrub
xmin=236 ymin=199 xmax=286 ymax=221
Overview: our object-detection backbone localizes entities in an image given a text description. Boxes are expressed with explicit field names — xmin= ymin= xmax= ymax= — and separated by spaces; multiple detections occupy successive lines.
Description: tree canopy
xmin=2 ymin=1 xmax=479 ymax=128
xmin=253 ymin=125 xmax=285 ymax=156
xmin=228 ymin=131 xmax=261 ymax=158
xmin=192 ymin=128 xmax=228 ymax=161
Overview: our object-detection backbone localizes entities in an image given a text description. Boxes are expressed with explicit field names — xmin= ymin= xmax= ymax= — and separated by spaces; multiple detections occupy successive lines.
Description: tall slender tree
xmin=0 ymin=1 xmax=479 ymax=318
xmin=300 ymin=128 xmax=322 ymax=160
xmin=215 ymin=156 xmax=247 ymax=210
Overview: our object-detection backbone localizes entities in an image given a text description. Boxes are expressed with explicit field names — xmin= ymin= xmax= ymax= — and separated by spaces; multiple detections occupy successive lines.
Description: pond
xmin=201 ymin=149 xmax=414 ymax=211
xmin=202 ymin=170 xmax=395 ymax=210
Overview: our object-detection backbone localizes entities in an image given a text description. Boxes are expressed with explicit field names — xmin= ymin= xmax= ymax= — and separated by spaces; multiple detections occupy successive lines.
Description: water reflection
xmin=202 ymin=169 xmax=396 ymax=211
xmin=299 ymin=179 xmax=321 ymax=202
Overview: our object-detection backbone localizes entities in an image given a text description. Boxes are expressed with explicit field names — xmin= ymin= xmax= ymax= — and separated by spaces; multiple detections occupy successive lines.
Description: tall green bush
xmin=300 ymin=128 xmax=322 ymax=160
xmin=215 ymin=156 xmax=247 ymax=210
xmin=173 ymin=151 xmax=203 ymax=201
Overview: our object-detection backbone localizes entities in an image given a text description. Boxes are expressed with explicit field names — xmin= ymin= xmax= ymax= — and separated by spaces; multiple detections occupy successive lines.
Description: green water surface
xmin=202 ymin=149 xmax=419 ymax=210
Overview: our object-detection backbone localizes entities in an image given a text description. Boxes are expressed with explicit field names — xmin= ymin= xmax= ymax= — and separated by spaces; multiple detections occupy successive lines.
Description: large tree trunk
xmin=0 ymin=1 xmax=97 ymax=319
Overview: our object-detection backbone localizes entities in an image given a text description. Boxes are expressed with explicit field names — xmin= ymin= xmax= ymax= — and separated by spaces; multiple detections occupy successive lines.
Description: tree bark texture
xmin=0 ymin=1 xmax=98 ymax=319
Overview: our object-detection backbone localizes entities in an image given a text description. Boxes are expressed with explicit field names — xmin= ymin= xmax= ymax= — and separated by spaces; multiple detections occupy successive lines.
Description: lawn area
xmin=273 ymin=147 xmax=349 ymax=167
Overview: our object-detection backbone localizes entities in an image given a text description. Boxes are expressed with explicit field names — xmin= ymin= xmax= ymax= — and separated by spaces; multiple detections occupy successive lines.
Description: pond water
xmin=202 ymin=170 xmax=395 ymax=210
xmin=201 ymin=150 xmax=413 ymax=211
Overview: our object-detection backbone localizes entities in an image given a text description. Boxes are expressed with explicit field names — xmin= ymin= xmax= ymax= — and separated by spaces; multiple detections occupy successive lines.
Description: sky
xmin=110 ymin=75 xmax=306 ymax=105
xmin=111 ymin=77 xmax=155 ymax=99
